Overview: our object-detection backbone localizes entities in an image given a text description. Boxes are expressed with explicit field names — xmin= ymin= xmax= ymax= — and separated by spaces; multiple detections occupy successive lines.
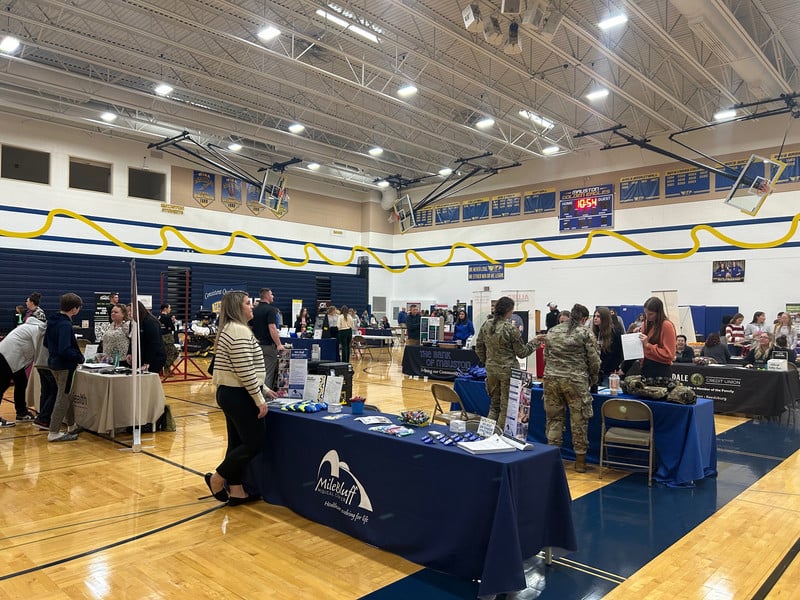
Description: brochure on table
xmin=303 ymin=374 xmax=326 ymax=402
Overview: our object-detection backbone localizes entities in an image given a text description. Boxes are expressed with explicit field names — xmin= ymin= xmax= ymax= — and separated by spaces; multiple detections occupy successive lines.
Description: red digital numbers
xmin=575 ymin=197 xmax=598 ymax=211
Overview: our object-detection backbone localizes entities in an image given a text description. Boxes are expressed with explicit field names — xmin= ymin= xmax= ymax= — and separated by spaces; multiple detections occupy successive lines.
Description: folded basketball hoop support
xmin=159 ymin=269 xmax=210 ymax=383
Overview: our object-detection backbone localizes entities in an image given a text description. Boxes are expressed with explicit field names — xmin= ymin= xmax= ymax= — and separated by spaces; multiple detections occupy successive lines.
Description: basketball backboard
xmin=724 ymin=154 xmax=787 ymax=216
xmin=393 ymin=194 xmax=417 ymax=233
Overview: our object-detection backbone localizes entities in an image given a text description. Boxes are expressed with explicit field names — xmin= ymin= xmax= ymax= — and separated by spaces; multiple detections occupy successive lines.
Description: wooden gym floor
xmin=1 ymin=346 xmax=799 ymax=599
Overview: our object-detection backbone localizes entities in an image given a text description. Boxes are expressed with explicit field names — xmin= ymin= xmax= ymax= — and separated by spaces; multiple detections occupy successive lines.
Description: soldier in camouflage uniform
xmin=475 ymin=297 xmax=543 ymax=430
xmin=543 ymin=303 xmax=600 ymax=473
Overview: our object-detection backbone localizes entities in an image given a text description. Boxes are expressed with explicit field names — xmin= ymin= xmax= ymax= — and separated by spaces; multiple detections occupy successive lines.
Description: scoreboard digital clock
xmin=559 ymin=184 xmax=614 ymax=232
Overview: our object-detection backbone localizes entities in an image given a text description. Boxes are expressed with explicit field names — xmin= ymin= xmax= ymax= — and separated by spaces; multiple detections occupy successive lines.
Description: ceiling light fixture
xmin=542 ymin=145 xmax=560 ymax=155
xmin=154 ymin=83 xmax=173 ymax=96
xmin=518 ymin=109 xmax=554 ymax=130
xmin=713 ymin=108 xmax=737 ymax=121
xmin=598 ymin=15 xmax=628 ymax=30
xmin=257 ymin=25 xmax=281 ymax=42
xmin=368 ymin=146 xmax=384 ymax=156
xmin=475 ymin=116 xmax=495 ymax=129
xmin=315 ymin=9 xmax=379 ymax=43
xmin=288 ymin=123 xmax=305 ymax=134
xmin=585 ymin=88 xmax=609 ymax=101
xmin=100 ymin=112 xmax=117 ymax=123
xmin=397 ymin=84 xmax=418 ymax=99
xmin=227 ymin=142 xmax=242 ymax=151
xmin=377 ymin=180 xmax=390 ymax=188
xmin=438 ymin=167 xmax=453 ymax=176
xmin=307 ymin=162 xmax=321 ymax=171
xmin=0 ymin=35 xmax=20 ymax=54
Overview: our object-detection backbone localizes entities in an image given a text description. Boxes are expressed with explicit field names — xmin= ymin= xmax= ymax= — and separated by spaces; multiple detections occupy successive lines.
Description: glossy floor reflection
xmin=363 ymin=415 xmax=800 ymax=599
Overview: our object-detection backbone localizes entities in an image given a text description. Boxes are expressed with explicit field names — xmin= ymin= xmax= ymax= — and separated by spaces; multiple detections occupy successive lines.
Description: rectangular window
xmin=69 ymin=158 xmax=112 ymax=193
xmin=128 ymin=167 xmax=165 ymax=201
xmin=1 ymin=145 xmax=50 ymax=184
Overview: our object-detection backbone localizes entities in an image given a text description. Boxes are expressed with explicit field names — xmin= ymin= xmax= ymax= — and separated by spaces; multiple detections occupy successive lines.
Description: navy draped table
xmin=247 ymin=407 xmax=577 ymax=596
xmin=453 ymin=378 xmax=717 ymax=487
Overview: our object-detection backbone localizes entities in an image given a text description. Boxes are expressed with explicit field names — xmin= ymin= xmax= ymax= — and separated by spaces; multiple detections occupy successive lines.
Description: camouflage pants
xmin=162 ymin=333 xmax=179 ymax=371
xmin=543 ymin=378 xmax=593 ymax=454
xmin=485 ymin=371 xmax=512 ymax=430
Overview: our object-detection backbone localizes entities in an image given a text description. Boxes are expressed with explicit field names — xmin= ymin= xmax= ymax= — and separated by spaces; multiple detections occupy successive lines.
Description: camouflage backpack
xmin=667 ymin=385 xmax=697 ymax=405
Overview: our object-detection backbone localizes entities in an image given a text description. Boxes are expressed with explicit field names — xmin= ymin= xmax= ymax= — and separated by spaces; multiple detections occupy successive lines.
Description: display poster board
xmin=505 ymin=369 xmax=533 ymax=440
xmin=94 ymin=291 xmax=113 ymax=344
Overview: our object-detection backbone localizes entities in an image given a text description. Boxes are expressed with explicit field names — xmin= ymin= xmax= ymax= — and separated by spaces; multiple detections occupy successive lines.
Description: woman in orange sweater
xmin=638 ymin=296 xmax=677 ymax=379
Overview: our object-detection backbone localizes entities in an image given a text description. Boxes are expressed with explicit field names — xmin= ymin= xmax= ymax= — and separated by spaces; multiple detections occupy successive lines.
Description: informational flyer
xmin=621 ymin=333 xmax=644 ymax=360
xmin=505 ymin=369 xmax=533 ymax=440
xmin=287 ymin=348 xmax=309 ymax=398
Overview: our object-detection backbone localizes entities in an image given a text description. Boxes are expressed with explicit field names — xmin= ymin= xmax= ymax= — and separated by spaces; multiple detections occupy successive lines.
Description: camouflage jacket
xmin=544 ymin=322 xmax=600 ymax=384
xmin=475 ymin=318 xmax=539 ymax=375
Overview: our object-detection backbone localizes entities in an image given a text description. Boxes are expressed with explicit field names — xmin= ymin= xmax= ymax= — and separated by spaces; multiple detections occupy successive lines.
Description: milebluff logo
xmin=315 ymin=450 xmax=373 ymax=519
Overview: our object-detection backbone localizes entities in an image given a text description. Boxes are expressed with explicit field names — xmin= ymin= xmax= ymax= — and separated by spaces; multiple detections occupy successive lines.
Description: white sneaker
xmin=0 ymin=418 xmax=16 ymax=428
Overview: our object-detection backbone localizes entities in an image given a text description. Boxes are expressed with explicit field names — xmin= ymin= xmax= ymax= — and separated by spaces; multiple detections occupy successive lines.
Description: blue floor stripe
xmin=362 ymin=418 xmax=800 ymax=599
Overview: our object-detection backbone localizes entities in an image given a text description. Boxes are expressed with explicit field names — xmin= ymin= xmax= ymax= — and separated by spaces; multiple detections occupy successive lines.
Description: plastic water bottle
xmin=609 ymin=373 xmax=620 ymax=395
xmin=113 ymin=350 xmax=120 ymax=369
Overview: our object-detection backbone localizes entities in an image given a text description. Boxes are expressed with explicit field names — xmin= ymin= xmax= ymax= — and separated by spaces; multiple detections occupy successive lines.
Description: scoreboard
xmin=559 ymin=184 xmax=614 ymax=232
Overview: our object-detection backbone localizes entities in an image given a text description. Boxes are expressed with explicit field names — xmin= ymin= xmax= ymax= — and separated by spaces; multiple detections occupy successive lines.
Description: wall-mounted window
xmin=128 ymin=167 xmax=165 ymax=201
xmin=1 ymin=145 xmax=50 ymax=184
xmin=69 ymin=157 xmax=111 ymax=193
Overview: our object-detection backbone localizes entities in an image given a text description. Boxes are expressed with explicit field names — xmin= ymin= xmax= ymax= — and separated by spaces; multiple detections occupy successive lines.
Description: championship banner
xmin=246 ymin=182 xmax=267 ymax=215
xmin=221 ymin=176 xmax=242 ymax=212
xmin=620 ymin=172 xmax=660 ymax=202
xmin=462 ymin=197 xmax=490 ymax=222
xmin=193 ymin=170 xmax=215 ymax=207
xmin=664 ymin=166 xmax=710 ymax=197
xmin=523 ymin=188 xmax=556 ymax=214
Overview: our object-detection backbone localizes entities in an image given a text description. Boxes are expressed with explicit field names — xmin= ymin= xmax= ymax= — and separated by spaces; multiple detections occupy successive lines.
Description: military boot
xmin=574 ymin=454 xmax=587 ymax=473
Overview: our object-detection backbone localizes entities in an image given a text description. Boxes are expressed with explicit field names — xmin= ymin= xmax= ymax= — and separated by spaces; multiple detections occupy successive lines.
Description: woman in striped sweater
xmin=205 ymin=291 xmax=277 ymax=506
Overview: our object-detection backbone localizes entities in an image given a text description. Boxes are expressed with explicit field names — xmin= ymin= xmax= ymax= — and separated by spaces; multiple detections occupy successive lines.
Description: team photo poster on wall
xmin=712 ymin=260 xmax=745 ymax=282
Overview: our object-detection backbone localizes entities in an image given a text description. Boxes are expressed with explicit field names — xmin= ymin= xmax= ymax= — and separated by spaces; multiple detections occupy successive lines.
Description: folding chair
xmin=430 ymin=383 xmax=481 ymax=426
xmin=351 ymin=335 xmax=371 ymax=360
xmin=599 ymin=398 xmax=655 ymax=486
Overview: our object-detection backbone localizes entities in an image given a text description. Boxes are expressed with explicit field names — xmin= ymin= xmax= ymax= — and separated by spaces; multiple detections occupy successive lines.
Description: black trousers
xmin=0 ymin=354 xmax=28 ymax=417
xmin=216 ymin=385 xmax=266 ymax=486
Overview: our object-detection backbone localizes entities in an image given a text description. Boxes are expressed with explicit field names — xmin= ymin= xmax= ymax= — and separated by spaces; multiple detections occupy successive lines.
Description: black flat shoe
xmin=204 ymin=473 xmax=229 ymax=502
xmin=227 ymin=494 xmax=261 ymax=506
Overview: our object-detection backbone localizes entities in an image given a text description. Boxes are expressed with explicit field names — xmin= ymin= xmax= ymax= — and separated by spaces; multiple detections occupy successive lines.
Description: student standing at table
xmin=337 ymin=305 xmax=355 ymax=362
xmin=475 ymin=297 xmax=542 ymax=432
xmin=744 ymin=312 xmax=768 ymax=348
xmin=44 ymin=293 xmax=85 ymax=442
xmin=250 ymin=288 xmax=284 ymax=389
xmin=0 ymin=316 xmax=46 ymax=426
xmin=637 ymin=296 xmax=676 ymax=379
xmin=205 ymin=290 xmax=277 ymax=505
xmin=772 ymin=313 xmax=796 ymax=348
xmin=452 ymin=309 xmax=474 ymax=345
xmin=544 ymin=304 xmax=600 ymax=473
xmin=405 ymin=305 xmax=421 ymax=345
xmin=725 ymin=313 xmax=746 ymax=357
xmin=592 ymin=307 xmax=623 ymax=387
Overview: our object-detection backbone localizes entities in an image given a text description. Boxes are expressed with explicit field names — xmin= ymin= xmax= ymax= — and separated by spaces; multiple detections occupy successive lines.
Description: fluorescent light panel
xmin=154 ymin=83 xmax=173 ymax=96
xmin=227 ymin=142 xmax=242 ymax=151
xmin=475 ymin=116 xmax=495 ymax=129
xmin=100 ymin=112 xmax=117 ymax=122
xmin=518 ymin=109 xmax=554 ymax=130
xmin=257 ymin=25 xmax=281 ymax=42
xmin=397 ymin=84 xmax=418 ymax=98
xmin=377 ymin=180 xmax=390 ymax=188
xmin=368 ymin=146 xmax=384 ymax=156
xmin=307 ymin=162 xmax=321 ymax=170
xmin=288 ymin=123 xmax=305 ymax=134
xmin=586 ymin=88 xmax=609 ymax=101
xmin=598 ymin=15 xmax=628 ymax=30
xmin=316 ymin=9 xmax=378 ymax=43
xmin=713 ymin=109 xmax=737 ymax=121
xmin=0 ymin=36 xmax=20 ymax=53
xmin=542 ymin=145 xmax=559 ymax=155
xmin=438 ymin=167 xmax=453 ymax=176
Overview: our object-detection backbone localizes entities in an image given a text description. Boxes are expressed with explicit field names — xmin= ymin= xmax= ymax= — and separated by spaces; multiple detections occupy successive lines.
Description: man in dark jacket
xmin=545 ymin=302 xmax=560 ymax=331
xmin=44 ymin=293 xmax=84 ymax=442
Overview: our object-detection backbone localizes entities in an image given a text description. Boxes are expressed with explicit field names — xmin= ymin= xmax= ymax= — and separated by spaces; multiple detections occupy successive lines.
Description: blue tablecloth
xmin=453 ymin=378 xmax=717 ymax=487
xmin=280 ymin=337 xmax=338 ymax=361
xmin=247 ymin=407 xmax=577 ymax=596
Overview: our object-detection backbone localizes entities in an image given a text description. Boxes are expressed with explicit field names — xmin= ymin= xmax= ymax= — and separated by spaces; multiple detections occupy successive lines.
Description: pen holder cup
xmin=351 ymin=401 xmax=365 ymax=416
